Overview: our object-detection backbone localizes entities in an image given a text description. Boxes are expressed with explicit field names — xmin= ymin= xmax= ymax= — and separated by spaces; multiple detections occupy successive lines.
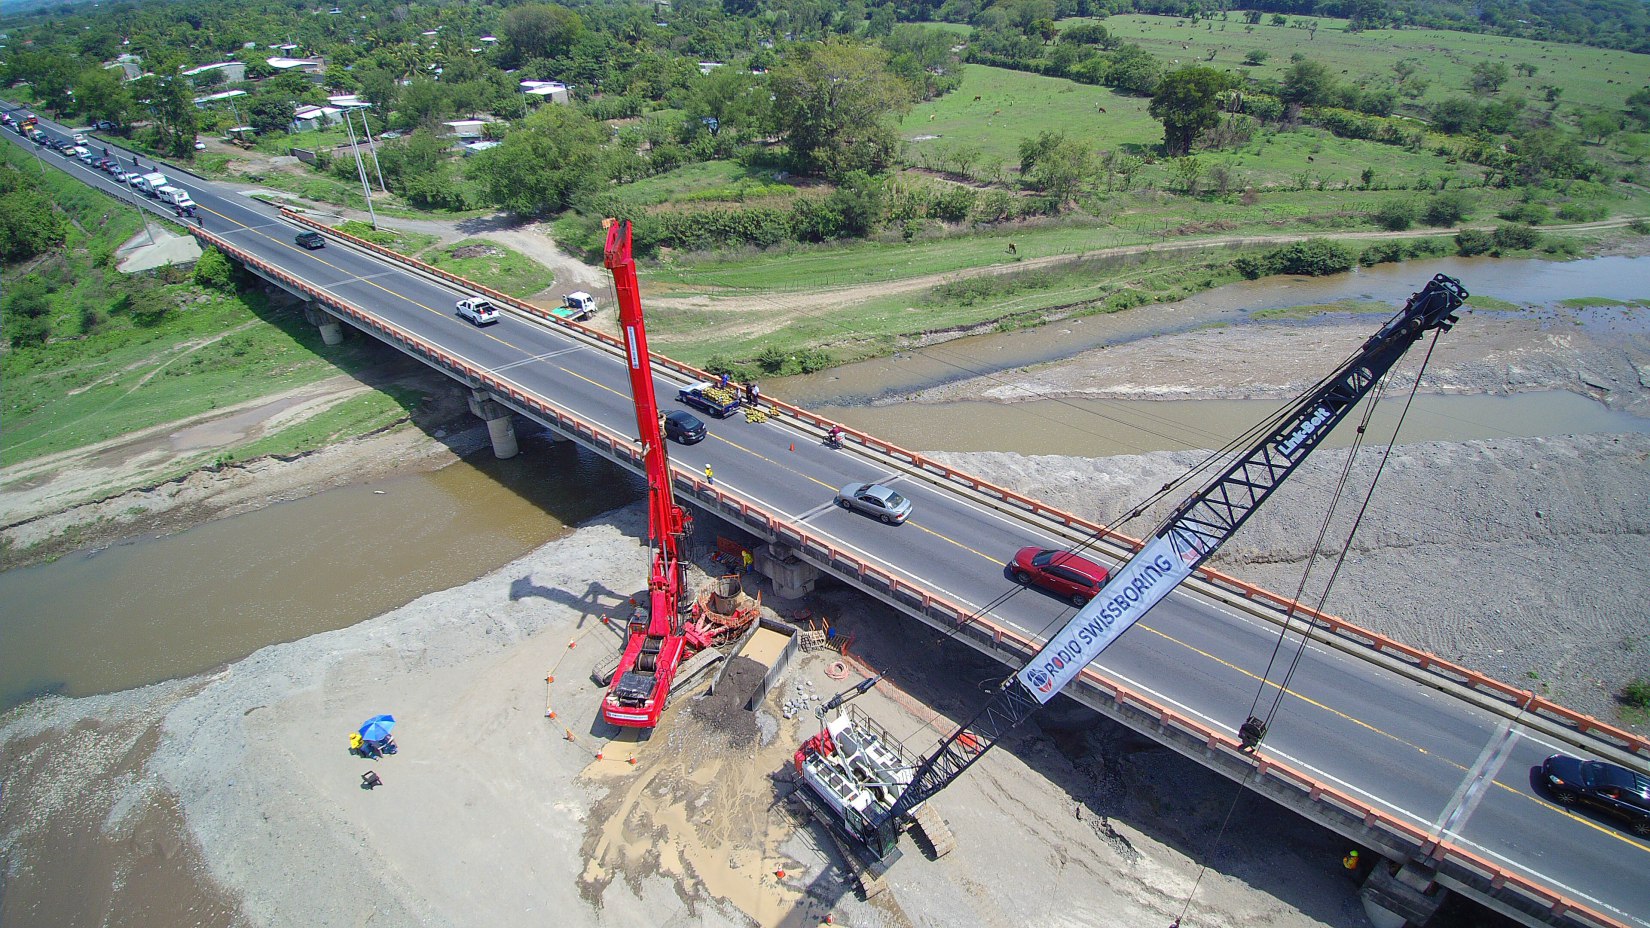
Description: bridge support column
xmin=304 ymin=302 xmax=343 ymax=346
xmin=468 ymin=390 xmax=518 ymax=460
xmin=755 ymin=544 xmax=818 ymax=600
xmin=1359 ymin=860 xmax=1447 ymax=928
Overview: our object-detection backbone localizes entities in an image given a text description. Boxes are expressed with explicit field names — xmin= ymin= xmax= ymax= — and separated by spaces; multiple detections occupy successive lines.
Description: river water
xmin=0 ymin=435 xmax=639 ymax=711
xmin=4 ymin=255 xmax=1646 ymax=710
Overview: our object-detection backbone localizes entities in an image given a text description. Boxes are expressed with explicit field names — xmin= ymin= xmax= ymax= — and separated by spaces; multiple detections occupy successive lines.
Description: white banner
xmin=1015 ymin=531 xmax=1204 ymax=703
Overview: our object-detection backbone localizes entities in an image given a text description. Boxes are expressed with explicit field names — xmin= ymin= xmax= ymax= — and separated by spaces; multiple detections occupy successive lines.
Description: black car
xmin=295 ymin=231 xmax=326 ymax=250
xmin=1541 ymin=753 xmax=1650 ymax=836
xmin=663 ymin=410 xmax=706 ymax=444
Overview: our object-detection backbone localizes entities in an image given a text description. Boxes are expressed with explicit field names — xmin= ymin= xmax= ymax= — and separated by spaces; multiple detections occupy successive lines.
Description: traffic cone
xmin=775 ymin=869 xmax=786 ymax=879
xmin=595 ymin=749 xmax=604 ymax=760
xmin=789 ymin=443 xmax=795 ymax=452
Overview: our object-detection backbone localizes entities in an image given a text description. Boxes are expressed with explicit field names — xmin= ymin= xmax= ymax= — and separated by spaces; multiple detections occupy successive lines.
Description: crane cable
xmin=1250 ymin=328 xmax=1442 ymax=733
xmin=1170 ymin=327 xmax=1445 ymax=928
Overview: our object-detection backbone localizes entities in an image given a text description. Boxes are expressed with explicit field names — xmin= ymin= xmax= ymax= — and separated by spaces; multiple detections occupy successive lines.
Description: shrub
xmin=1498 ymin=202 xmax=1549 ymax=225
xmin=193 ymin=248 xmax=235 ymax=291
xmin=1492 ymin=224 xmax=1541 ymax=251
xmin=1372 ymin=199 xmax=1418 ymax=231
xmin=1271 ymin=240 xmax=1355 ymax=276
xmin=1629 ymin=219 xmax=1650 ymax=235
xmin=1423 ymin=190 xmax=1472 ymax=226
xmin=1555 ymin=201 xmax=1607 ymax=222
xmin=1623 ymin=677 xmax=1650 ymax=709
xmin=1455 ymin=229 xmax=1494 ymax=255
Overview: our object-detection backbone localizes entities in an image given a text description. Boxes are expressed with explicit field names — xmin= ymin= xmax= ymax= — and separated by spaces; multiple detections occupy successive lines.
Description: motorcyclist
xmin=827 ymin=425 xmax=844 ymax=447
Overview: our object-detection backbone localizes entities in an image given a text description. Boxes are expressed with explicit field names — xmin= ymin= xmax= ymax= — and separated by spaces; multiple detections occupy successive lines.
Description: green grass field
xmin=419 ymin=239 xmax=556 ymax=296
xmin=1092 ymin=13 xmax=1650 ymax=119
xmin=906 ymin=65 xmax=1161 ymax=167
xmin=609 ymin=160 xmax=799 ymax=208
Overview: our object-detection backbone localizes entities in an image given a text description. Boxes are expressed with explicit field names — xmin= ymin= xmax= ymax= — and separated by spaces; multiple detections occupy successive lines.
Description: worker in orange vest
xmin=1342 ymin=849 xmax=1361 ymax=872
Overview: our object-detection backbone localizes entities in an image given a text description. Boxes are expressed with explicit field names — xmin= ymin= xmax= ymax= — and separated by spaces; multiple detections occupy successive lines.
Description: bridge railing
xmin=277 ymin=211 xmax=1649 ymax=763
xmin=204 ymin=222 xmax=1626 ymax=928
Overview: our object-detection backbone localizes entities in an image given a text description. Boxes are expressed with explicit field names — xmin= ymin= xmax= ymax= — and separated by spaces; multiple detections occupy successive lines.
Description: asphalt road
xmin=7 ymin=106 xmax=1646 ymax=927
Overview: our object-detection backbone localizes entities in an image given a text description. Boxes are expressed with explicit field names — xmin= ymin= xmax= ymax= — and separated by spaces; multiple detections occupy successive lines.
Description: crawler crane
xmin=794 ymin=274 xmax=1468 ymax=881
xmin=600 ymin=220 xmax=701 ymax=728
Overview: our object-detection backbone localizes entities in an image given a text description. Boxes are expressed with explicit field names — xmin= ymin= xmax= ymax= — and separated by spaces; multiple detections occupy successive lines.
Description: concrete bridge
xmin=10 ymin=111 xmax=1647 ymax=928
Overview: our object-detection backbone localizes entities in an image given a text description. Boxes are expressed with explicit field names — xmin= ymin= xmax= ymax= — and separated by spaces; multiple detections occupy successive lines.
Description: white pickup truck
xmin=455 ymin=297 xmax=501 ymax=326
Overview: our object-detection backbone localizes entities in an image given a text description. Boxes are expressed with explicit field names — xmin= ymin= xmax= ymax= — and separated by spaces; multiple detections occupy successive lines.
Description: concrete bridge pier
xmin=1360 ymin=859 xmax=1447 ymax=928
xmin=303 ymin=302 xmax=344 ymax=346
xmin=468 ymin=389 xmax=518 ymax=459
xmin=756 ymin=544 xmax=819 ymax=599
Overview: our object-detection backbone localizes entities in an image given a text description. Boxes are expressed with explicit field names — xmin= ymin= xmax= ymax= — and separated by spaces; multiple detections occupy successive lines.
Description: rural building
xmin=292 ymin=105 xmax=345 ymax=131
xmin=192 ymin=89 xmax=248 ymax=109
xmin=520 ymin=80 xmax=569 ymax=104
xmin=442 ymin=119 xmax=487 ymax=140
xmin=182 ymin=61 xmax=247 ymax=84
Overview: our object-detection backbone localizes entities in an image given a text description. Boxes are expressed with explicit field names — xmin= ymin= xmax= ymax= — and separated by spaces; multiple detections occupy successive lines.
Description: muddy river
xmin=4 ymin=255 xmax=1646 ymax=710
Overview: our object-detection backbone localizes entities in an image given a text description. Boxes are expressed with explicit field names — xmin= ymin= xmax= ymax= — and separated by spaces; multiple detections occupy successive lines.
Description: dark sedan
xmin=663 ymin=410 xmax=706 ymax=444
xmin=1009 ymin=546 xmax=1111 ymax=606
xmin=1542 ymin=753 xmax=1650 ymax=836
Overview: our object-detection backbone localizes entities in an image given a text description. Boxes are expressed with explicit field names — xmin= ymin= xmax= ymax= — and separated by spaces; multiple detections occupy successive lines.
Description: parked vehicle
xmin=553 ymin=291 xmax=598 ymax=321
xmin=1009 ymin=546 xmax=1111 ymax=606
xmin=676 ymin=381 xmax=741 ymax=419
xmin=663 ymin=410 xmax=706 ymax=445
xmin=1542 ymin=753 xmax=1650 ymax=836
xmin=295 ymin=231 xmax=326 ymax=250
xmin=455 ymin=297 xmax=501 ymax=326
xmin=834 ymin=482 xmax=913 ymax=525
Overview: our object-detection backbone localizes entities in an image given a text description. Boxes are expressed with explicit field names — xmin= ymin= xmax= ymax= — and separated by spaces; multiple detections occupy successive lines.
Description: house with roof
xmin=182 ymin=61 xmax=247 ymax=84
xmin=442 ymin=119 xmax=487 ymax=140
xmin=267 ymin=56 xmax=325 ymax=74
xmin=520 ymin=80 xmax=569 ymax=104
xmin=292 ymin=105 xmax=345 ymax=131
xmin=192 ymin=89 xmax=248 ymax=109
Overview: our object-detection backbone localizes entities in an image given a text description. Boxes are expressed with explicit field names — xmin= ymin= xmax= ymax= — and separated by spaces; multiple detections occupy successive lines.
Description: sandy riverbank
xmin=4 ymin=273 xmax=1648 ymax=928
xmin=0 ymin=508 xmax=1381 ymax=928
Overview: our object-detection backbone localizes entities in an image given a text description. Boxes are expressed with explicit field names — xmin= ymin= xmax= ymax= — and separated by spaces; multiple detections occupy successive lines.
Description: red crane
xmin=600 ymin=220 xmax=701 ymax=728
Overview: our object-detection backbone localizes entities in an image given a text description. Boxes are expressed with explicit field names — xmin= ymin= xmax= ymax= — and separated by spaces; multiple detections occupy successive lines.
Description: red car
xmin=1010 ymin=546 xmax=1110 ymax=605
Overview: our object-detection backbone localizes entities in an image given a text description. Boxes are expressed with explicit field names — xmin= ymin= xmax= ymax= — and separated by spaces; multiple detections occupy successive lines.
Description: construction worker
xmin=740 ymin=549 xmax=753 ymax=573
xmin=704 ymin=463 xmax=714 ymax=486
xmin=1342 ymin=849 xmax=1361 ymax=872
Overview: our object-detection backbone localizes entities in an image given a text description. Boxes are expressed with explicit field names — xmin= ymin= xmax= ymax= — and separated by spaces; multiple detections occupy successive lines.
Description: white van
xmin=156 ymin=185 xmax=191 ymax=205
xmin=131 ymin=172 xmax=170 ymax=195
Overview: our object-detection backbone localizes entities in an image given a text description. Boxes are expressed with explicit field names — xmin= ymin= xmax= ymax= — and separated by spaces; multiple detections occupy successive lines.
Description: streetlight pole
xmin=341 ymin=107 xmax=377 ymax=229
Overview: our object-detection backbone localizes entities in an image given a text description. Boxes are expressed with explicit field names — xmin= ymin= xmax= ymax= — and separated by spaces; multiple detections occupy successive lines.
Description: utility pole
xmin=353 ymin=107 xmax=388 ymax=194
xmin=341 ymin=108 xmax=377 ymax=230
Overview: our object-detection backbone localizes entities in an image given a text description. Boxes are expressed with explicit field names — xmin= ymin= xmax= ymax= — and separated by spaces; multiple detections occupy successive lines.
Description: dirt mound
xmin=687 ymin=655 xmax=765 ymax=745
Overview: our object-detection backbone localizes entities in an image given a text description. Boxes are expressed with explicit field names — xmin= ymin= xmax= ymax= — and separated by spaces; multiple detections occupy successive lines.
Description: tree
xmin=1104 ymin=44 xmax=1162 ymax=96
xmin=1280 ymin=58 xmax=1336 ymax=108
xmin=1580 ymin=112 xmax=1621 ymax=143
xmin=1149 ymin=66 xmax=1235 ymax=156
xmin=76 ymin=66 xmax=132 ymax=128
xmin=0 ymin=170 xmax=65 ymax=261
xmin=470 ymin=104 xmax=609 ymax=215
xmin=770 ymin=42 xmax=911 ymax=179
xmin=246 ymin=94 xmax=296 ymax=135
xmin=502 ymin=4 xmax=586 ymax=67
xmin=1470 ymin=61 xmax=1510 ymax=95
xmin=1242 ymin=50 xmax=1269 ymax=66
xmin=1018 ymin=131 xmax=1094 ymax=206
xmin=1627 ymin=87 xmax=1650 ymax=129
xmin=193 ymin=248 xmax=235 ymax=291
xmin=1430 ymin=97 xmax=1481 ymax=134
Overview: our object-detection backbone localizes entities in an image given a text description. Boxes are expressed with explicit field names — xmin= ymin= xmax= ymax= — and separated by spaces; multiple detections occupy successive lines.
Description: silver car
xmin=835 ymin=482 xmax=912 ymax=525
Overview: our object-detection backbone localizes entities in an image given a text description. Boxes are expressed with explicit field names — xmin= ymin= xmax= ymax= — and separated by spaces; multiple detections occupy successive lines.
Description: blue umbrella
xmin=358 ymin=714 xmax=396 ymax=742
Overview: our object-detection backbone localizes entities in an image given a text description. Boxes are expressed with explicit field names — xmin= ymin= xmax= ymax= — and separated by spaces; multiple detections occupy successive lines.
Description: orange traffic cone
xmin=789 ymin=443 xmax=795 ymax=452
xmin=775 ymin=869 xmax=786 ymax=879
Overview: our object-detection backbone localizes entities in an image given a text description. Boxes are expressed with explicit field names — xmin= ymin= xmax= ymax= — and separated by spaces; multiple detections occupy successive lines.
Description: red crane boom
xmin=600 ymin=220 xmax=695 ymax=728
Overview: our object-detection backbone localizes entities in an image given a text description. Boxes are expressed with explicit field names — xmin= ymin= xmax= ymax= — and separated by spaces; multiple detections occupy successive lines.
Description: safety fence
xmin=206 ymin=220 xmax=1629 ymax=928
xmin=278 ymin=210 xmax=1648 ymax=763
